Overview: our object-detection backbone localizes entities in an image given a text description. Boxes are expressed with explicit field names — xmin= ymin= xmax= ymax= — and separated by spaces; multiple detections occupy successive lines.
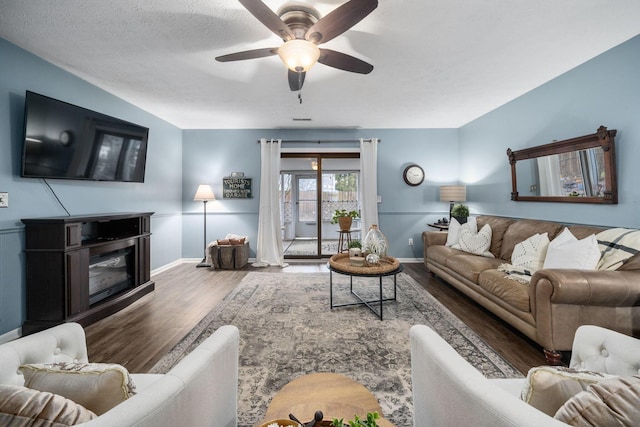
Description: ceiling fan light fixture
xmin=278 ymin=40 xmax=320 ymax=72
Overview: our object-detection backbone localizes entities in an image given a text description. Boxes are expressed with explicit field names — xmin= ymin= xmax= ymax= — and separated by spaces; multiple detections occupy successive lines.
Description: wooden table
xmin=256 ymin=372 xmax=395 ymax=427
xmin=427 ymin=222 xmax=449 ymax=231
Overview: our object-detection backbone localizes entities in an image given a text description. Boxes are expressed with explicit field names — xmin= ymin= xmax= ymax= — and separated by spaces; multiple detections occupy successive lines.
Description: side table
xmin=427 ymin=223 xmax=449 ymax=231
xmin=336 ymin=229 xmax=360 ymax=253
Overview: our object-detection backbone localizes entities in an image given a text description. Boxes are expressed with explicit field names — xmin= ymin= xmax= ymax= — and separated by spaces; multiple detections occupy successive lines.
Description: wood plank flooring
xmin=85 ymin=261 xmax=546 ymax=374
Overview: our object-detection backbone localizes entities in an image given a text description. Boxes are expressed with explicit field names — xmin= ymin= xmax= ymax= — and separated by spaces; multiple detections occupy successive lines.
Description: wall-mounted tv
xmin=21 ymin=91 xmax=149 ymax=182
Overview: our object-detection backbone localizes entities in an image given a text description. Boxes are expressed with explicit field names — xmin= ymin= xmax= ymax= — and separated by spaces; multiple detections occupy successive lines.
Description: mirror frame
xmin=507 ymin=126 xmax=617 ymax=204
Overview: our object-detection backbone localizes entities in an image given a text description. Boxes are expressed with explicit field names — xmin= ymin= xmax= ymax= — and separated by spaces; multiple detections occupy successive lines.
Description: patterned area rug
xmin=150 ymin=272 xmax=521 ymax=427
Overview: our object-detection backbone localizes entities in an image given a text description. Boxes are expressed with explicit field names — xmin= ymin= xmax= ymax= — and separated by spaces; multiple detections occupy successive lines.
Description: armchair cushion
xmin=521 ymin=366 xmax=616 ymax=416
xmin=20 ymin=362 xmax=136 ymax=415
xmin=0 ymin=384 xmax=97 ymax=426
xmin=554 ymin=375 xmax=640 ymax=426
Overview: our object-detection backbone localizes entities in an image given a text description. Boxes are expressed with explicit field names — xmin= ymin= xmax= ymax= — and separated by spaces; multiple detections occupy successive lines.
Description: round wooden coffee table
xmin=256 ymin=372 xmax=395 ymax=427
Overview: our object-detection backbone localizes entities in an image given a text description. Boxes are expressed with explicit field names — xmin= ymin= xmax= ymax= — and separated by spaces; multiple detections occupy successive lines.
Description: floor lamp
xmin=194 ymin=184 xmax=215 ymax=268
xmin=439 ymin=185 xmax=466 ymax=220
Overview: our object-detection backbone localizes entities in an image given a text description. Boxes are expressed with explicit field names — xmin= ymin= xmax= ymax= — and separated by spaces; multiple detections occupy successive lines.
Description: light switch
xmin=0 ymin=192 xmax=7 ymax=208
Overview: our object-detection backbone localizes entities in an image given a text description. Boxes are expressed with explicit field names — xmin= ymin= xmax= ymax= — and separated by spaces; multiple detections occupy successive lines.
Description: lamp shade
xmin=440 ymin=185 xmax=466 ymax=202
xmin=194 ymin=184 xmax=215 ymax=201
xmin=278 ymin=39 xmax=320 ymax=72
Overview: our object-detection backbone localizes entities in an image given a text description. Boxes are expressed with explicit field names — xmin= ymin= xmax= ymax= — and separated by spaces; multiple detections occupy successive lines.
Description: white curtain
xmin=359 ymin=138 xmax=379 ymax=233
xmin=252 ymin=139 xmax=288 ymax=268
xmin=537 ymin=155 xmax=563 ymax=196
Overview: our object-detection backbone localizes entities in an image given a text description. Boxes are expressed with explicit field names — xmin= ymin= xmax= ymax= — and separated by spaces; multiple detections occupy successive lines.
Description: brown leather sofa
xmin=422 ymin=215 xmax=640 ymax=363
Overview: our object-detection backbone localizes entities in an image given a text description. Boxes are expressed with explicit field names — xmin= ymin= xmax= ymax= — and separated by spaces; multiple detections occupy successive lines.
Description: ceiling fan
xmin=216 ymin=0 xmax=378 ymax=91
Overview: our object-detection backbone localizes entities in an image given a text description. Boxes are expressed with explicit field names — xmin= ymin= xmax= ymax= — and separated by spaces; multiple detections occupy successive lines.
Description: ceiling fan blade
xmin=318 ymin=49 xmax=373 ymax=74
xmin=237 ymin=0 xmax=295 ymax=41
xmin=215 ymin=47 xmax=278 ymax=62
xmin=305 ymin=0 xmax=378 ymax=44
xmin=288 ymin=70 xmax=306 ymax=91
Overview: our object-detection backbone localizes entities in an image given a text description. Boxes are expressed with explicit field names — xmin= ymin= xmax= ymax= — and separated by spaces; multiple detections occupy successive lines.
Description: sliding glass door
xmin=281 ymin=154 xmax=360 ymax=259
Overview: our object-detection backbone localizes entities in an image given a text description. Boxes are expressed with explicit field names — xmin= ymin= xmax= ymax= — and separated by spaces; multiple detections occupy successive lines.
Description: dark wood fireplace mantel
xmin=21 ymin=212 xmax=155 ymax=335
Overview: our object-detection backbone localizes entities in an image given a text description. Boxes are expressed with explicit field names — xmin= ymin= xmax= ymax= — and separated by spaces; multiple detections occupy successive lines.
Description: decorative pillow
xmin=521 ymin=366 xmax=617 ymax=416
xmin=0 ymin=384 xmax=96 ymax=426
xmin=453 ymin=224 xmax=494 ymax=258
xmin=554 ymin=375 xmax=640 ymax=426
xmin=20 ymin=362 xmax=136 ymax=416
xmin=542 ymin=228 xmax=600 ymax=270
xmin=511 ymin=233 xmax=550 ymax=272
xmin=445 ymin=217 xmax=477 ymax=247
xmin=217 ymin=239 xmax=231 ymax=245
xmin=228 ymin=237 xmax=246 ymax=245
xmin=596 ymin=228 xmax=640 ymax=270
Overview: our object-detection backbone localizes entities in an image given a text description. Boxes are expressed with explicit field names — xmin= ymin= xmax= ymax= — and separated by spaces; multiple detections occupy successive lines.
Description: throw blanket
xmin=596 ymin=228 xmax=640 ymax=270
xmin=498 ymin=263 xmax=533 ymax=284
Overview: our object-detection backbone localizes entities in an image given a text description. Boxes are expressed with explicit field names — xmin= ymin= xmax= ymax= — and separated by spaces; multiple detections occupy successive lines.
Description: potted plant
xmin=348 ymin=239 xmax=362 ymax=257
xmin=451 ymin=203 xmax=470 ymax=224
xmin=332 ymin=412 xmax=380 ymax=427
xmin=331 ymin=209 xmax=359 ymax=231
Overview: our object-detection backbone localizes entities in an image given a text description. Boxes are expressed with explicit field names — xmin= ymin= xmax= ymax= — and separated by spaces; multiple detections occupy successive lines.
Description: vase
xmin=363 ymin=224 xmax=388 ymax=257
xmin=453 ymin=216 xmax=468 ymax=224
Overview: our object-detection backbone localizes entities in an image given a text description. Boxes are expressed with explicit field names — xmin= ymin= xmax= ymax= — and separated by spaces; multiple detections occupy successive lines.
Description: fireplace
xmin=89 ymin=246 xmax=134 ymax=305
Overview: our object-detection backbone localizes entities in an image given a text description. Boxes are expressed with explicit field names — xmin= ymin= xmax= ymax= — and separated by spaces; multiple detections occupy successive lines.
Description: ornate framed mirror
xmin=507 ymin=126 xmax=617 ymax=204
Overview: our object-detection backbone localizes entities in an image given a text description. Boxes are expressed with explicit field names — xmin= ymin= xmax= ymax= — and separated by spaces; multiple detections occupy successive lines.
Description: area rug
xmin=150 ymin=272 xmax=521 ymax=427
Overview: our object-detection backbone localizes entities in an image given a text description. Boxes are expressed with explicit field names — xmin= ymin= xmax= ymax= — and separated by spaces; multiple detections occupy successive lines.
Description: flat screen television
xmin=21 ymin=91 xmax=149 ymax=182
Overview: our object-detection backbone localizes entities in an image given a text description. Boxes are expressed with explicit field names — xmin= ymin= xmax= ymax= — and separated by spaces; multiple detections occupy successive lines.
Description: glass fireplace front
xmin=89 ymin=247 xmax=134 ymax=305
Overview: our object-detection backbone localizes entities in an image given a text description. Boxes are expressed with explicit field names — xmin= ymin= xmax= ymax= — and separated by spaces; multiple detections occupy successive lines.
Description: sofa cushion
xmin=427 ymin=245 xmax=466 ymax=266
xmin=511 ymin=232 xmax=550 ymax=272
xmin=446 ymin=254 xmax=503 ymax=283
xmin=20 ymin=362 xmax=136 ymax=415
xmin=543 ymin=228 xmax=600 ymax=270
xmin=478 ymin=269 xmax=531 ymax=312
xmin=476 ymin=216 xmax=516 ymax=258
xmin=446 ymin=217 xmax=477 ymax=247
xmin=453 ymin=224 xmax=494 ymax=258
xmin=0 ymin=384 xmax=97 ymax=426
xmin=521 ymin=366 xmax=617 ymax=416
xmin=554 ymin=375 xmax=640 ymax=426
xmin=500 ymin=220 xmax=562 ymax=261
xmin=596 ymin=228 xmax=640 ymax=271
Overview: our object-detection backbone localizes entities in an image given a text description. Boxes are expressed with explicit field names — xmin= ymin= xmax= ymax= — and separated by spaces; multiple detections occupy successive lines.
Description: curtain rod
xmin=256 ymin=138 xmax=380 ymax=144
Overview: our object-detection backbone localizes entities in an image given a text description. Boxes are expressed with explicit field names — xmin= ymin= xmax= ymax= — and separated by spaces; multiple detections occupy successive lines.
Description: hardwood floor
xmin=85 ymin=260 xmax=545 ymax=374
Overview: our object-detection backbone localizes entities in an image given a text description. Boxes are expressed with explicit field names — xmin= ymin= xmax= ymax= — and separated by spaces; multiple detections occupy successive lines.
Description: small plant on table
xmin=332 ymin=412 xmax=380 ymax=427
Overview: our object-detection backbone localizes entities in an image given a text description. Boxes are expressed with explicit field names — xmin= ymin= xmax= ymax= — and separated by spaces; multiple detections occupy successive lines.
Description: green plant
xmin=330 ymin=209 xmax=359 ymax=224
xmin=450 ymin=203 xmax=469 ymax=218
xmin=332 ymin=412 xmax=380 ymax=427
xmin=347 ymin=239 xmax=362 ymax=249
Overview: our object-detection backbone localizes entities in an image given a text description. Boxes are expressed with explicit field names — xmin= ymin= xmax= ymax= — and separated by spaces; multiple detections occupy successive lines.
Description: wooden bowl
xmin=260 ymin=420 xmax=302 ymax=427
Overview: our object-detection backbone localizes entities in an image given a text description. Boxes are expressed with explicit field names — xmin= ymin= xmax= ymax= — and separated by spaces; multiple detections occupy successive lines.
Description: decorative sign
xmin=223 ymin=176 xmax=252 ymax=199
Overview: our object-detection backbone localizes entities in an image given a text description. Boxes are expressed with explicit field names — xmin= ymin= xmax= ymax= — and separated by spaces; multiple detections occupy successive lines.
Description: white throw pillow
xmin=511 ymin=233 xmax=550 ymax=272
xmin=446 ymin=217 xmax=477 ymax=247
xmin=454 ymin=224 xmax=494 ymax=258
xmin=543 ymin=228 xmax=601 ymax=270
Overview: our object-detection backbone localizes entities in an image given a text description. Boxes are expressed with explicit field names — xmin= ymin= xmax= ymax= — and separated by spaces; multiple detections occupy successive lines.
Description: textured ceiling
xmin=1 ymin=0 xmax=639 ymax=129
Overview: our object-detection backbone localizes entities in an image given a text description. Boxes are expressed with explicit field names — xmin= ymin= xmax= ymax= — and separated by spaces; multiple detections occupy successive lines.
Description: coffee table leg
xmin=379 ymin=276 xmax=383 ymax=320
xmin=330 ymin=270 xmax=334 ymax=310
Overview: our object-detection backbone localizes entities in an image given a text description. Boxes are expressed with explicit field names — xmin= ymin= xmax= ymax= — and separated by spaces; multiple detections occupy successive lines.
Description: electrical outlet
xmin=408 ymin=238 xmax=414 ymax=246
xmin=0 ymin=192 xmax=7 ymax=208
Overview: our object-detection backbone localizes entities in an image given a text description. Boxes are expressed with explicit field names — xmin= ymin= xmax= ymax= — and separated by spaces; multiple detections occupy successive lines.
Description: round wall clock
xmin=403 ymin=164 xmax=425 ymax=186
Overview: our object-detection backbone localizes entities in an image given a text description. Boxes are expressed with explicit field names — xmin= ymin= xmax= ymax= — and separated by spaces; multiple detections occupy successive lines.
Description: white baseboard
xmin=0 ymin=327 xmax=22 ymax=344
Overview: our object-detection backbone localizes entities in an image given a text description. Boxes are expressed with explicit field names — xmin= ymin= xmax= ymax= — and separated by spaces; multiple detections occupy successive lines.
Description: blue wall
xmin=181 ymin=128 xmax=460 ymax=261
xmin=0 ymin=39 xmax=184 ymax=334
xmin=2 ymin=33 xmax=639 ymax=335
xmin=459 ymin=35 xmax=640 ymax=228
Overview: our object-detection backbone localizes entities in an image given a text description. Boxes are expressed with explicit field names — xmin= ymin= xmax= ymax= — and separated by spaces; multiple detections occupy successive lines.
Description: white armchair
xmin=410 ymin=324 xmax=640 ymax=427
xmin=0 ymin=322 xmax=239 ymax=427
